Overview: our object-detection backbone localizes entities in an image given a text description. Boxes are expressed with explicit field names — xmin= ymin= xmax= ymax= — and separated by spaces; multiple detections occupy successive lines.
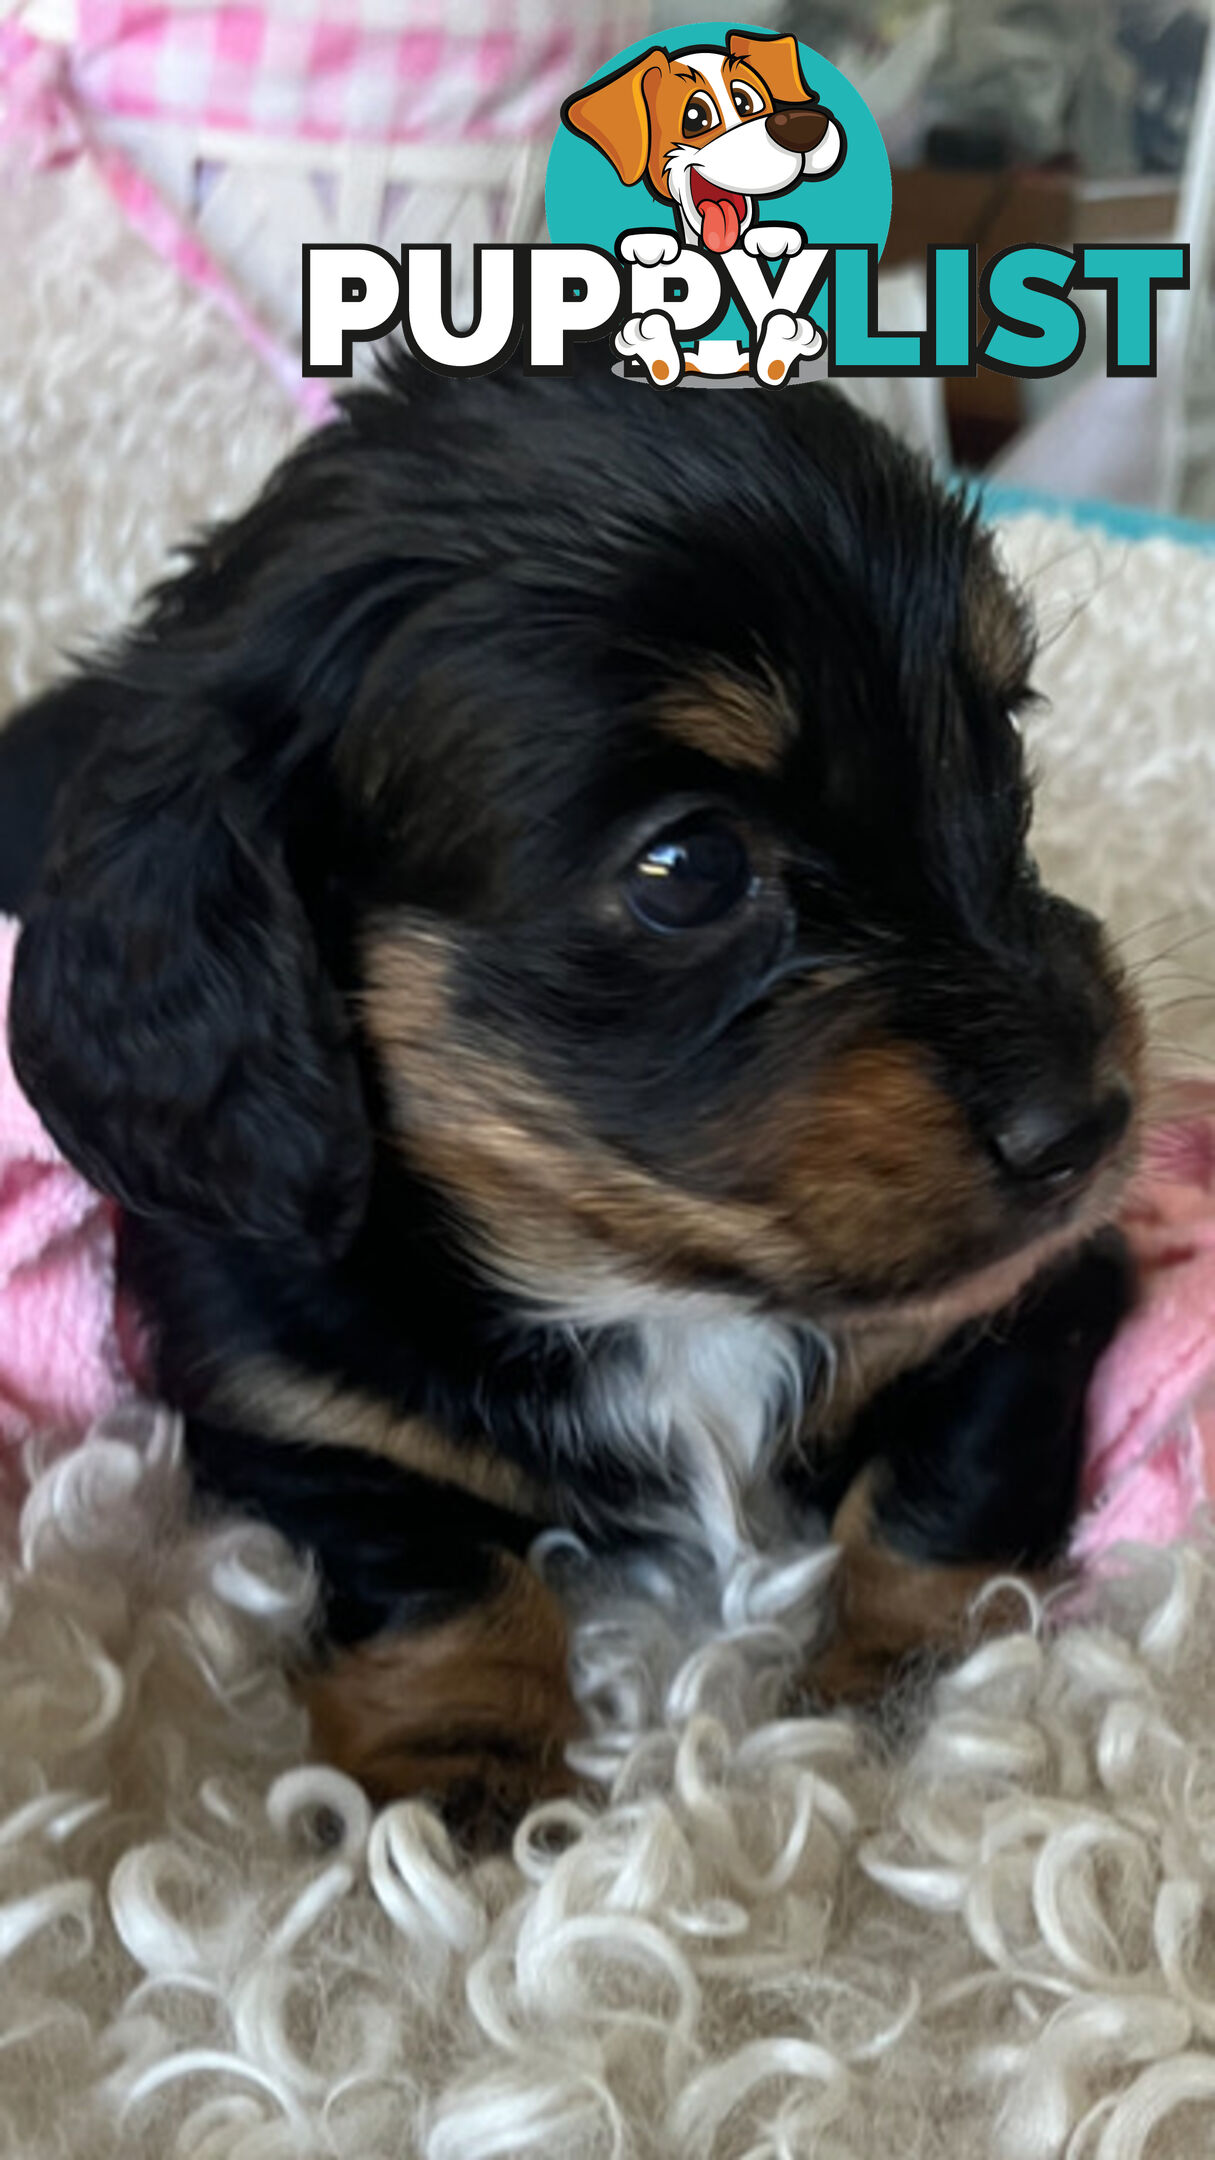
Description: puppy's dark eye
xmin=683 ymin=94 xmax=720 ymax=138
xmin=730 ymin=83 xmax=764 ymax=118
xmin=624 ymin=819 xmax=752 ymax=932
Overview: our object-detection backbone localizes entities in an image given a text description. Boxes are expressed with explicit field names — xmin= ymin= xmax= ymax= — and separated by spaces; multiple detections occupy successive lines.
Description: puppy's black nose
xmin=990 ymin=1081 xmax=1133 ymax=1187
xmin=765 ymin=106 xmax=832 ymax=153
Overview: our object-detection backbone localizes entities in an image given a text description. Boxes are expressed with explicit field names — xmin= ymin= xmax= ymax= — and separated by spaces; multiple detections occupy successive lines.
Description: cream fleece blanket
xmin=3 ymin=160 xmax=1215 ymax=2160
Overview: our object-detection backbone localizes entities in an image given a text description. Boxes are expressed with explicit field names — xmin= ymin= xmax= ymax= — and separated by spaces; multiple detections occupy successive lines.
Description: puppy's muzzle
xmin=766 ymin=106 xmax=834 ymax=154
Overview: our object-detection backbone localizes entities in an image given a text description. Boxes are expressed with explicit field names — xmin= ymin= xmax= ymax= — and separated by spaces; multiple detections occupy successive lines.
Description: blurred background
xmin=2 ymin=0 xmax=1213 ymax=522
xmin=780 ymin=0 xmax=1215 ymax=518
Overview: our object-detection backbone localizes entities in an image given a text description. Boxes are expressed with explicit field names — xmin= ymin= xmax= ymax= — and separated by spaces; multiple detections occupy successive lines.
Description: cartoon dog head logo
xmin=561 ymin=30 xmax=845 ymax=260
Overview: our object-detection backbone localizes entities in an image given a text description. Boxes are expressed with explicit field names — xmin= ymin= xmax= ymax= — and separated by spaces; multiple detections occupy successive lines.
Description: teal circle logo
xmin=545 ymin=20 xmax=890 ymax=370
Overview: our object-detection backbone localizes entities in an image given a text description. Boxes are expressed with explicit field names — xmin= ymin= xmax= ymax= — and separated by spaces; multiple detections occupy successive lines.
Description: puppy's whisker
xmin=1146 ymin=1043 xmax=1215 ymax=1079
xmin=1020 ymin=531 xmax=1118 ymax=642
xmin=1134 ymin=972 xmax=1215 ymax=1007
xmin=1115 ymin=907 xmax=1189 ymax=951
xmin=1146 ymin=992 xmax=1215 ymax=1019
xmin=1147 ymin=1053 xmax=1215 ymax=1087
xmin=1131 ymin=924 xmax=1215 ymax=971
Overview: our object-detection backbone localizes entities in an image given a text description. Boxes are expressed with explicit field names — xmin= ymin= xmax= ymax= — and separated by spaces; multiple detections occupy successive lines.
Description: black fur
xmin=792 ymin=1229 xmax=1133 ymax=1567
xmin=0 ymin=355 xmax=1139 ymax=1697
xmin=0 ymin=682 xmax=106 ymax=916
xmin=186 ymin=1417 xmax=540 ymax=1646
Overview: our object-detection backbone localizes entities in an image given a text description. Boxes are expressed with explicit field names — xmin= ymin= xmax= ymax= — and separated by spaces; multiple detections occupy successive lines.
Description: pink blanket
xmin=0 ymin=909 xmax=1212 ymax=1562
xmin=1074 ymin=1089 xmax=1215 ymax=1557
xmin=0 ymin=917 xmax=134 ymax=1467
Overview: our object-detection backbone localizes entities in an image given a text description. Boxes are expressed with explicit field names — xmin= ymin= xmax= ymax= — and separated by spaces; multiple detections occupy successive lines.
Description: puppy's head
xmin=12 ymin=362 xmax=1140 ymax=1340
xmin=563 ymin=32 xmax=844 ymax=253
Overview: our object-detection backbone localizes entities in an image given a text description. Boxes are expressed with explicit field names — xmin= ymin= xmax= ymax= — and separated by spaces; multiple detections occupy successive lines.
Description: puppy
xmin=0 ymin=360 xmax=1139 ymax=1839
xmin=564 ymin=29 xmax=844 ymax=381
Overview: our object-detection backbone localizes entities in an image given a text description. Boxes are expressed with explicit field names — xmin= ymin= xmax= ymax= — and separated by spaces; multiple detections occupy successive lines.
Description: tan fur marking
xmin=217 ymin=1359 xmax=548 ymax=1517
xmin=361 ymin=927 xmax=1137 ymax=1326
xmin=806 ymin=1471 xmax=1039 ymax=1704
xmin=360 ymin=924 xmax=811 ymax=1308
xmin=655 ymin=662 xmax=796 ymax=773
xmin=730 ymin=1030 xmax=1128 ymax=1310
xmin=720 ymin=1040 xmax=1002 ymax=1297
xmin=299 ymin=1556 xmax=580 ymax=1829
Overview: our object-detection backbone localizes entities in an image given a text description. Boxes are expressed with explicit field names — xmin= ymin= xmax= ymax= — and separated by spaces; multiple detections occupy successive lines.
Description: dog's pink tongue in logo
xmin=690 ymin=173 xmax=744 ymax=254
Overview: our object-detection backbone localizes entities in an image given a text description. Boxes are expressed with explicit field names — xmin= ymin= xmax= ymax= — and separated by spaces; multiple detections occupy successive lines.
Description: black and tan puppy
xmin=0 ymin=359 xmax=1139 ymax=1834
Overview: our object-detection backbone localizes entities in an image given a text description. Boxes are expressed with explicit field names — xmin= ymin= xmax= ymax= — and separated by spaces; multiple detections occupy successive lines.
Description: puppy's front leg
xmin=186 ymin=1422 xmax=579 ymax=1845
xmin=301 ymin=1554 xmax=580 ymax=1841
xmin=802 ymin=1232 xmax=1133 ymax=1702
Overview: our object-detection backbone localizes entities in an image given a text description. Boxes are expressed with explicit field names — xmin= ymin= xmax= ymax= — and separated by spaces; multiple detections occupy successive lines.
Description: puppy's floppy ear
xmin=562 ymin=48 xmax=668 ymax=186
xmin=8 ymin=382 xmax=477 ymax=1257
xmin=10 ymin=702 xmax=371 ymax=1259
xmin=726 ymin=30 xmax=813 ymax=104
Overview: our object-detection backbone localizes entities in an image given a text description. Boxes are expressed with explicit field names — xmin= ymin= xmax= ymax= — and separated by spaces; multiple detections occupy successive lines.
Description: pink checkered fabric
xmin=36 ymin=2 xmax=650 ymax=144
xmin=68 ymin=0 xmax=635 ymax=144
xmin=1 ymin=2 xmax=651 ymax=413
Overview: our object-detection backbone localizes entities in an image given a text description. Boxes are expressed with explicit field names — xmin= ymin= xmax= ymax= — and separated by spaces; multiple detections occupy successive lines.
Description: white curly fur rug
xmin=4 ymin=161 xmax=1215 ymax=2160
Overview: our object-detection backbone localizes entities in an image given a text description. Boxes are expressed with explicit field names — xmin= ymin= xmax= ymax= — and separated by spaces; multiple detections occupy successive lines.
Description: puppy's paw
xmin=803 ymin=1553 xmax=1036 ymax=1711
xmin=615 ymin=311 xmax=684 ymax=387
xmin=799 ymin=1234 xmax=1135 ymax=1709
xmin=797 ymin=1468 xmax=1004 ymax=1707
xmin=744 ymin=224 xmax=805 ymax=260
xmin=299 ymin=1557 xmax=583 ymax=1851
xmin=619 ymin=230 xmax=681 ymax=269
xmin=371 ymin=1741 xmax=581 ymax=1856
xmin=755 ymin=309 xmax=823 ymax=385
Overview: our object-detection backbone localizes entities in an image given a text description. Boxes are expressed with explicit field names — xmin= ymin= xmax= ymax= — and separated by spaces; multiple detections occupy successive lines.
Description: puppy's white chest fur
xmin=585 ymin=1305 xmax=808 ymax=1569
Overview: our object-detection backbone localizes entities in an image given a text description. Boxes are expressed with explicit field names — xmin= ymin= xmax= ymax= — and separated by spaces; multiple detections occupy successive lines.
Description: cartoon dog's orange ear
xmin=562 ymin=48 xmax=670 ymax=187
xmin=726 ymin=29 xmax=813 ymax=104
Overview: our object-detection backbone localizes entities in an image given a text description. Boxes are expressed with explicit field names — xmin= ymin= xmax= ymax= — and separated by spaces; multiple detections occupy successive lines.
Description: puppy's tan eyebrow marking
xmin=675 ymin=66 xmax=708 ymax=87
xmin=655 ymin=661 xmax=797 ymax=773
